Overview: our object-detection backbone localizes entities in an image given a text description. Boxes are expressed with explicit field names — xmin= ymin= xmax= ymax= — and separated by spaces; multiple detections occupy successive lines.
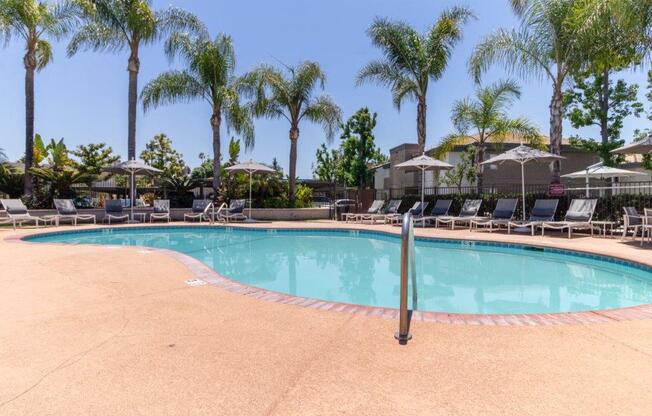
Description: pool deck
xmin=2 ymin=221 xmax=652 ymax=415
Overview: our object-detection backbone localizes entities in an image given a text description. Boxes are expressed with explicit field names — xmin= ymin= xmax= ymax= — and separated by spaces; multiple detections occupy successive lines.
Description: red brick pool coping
xmin=8 ymin=223 xmax=652 ymax=326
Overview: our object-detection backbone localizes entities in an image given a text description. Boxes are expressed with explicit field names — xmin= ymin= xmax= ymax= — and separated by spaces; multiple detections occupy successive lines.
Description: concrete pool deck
xmin=2 ymin=221 xmax=652 ymax=415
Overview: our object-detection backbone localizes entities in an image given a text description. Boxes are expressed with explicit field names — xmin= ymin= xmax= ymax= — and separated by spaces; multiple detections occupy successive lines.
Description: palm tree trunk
xmin=211 ymin=111 xmax=222 ymax=197
xmin=417 ymin=96 xmax=427 ymax=153
xmin=549 ymin=83 xmax=563 ymax=183
xmin=476 ymin=144 xmax=485 ymax=194
xmin=127 ymin=51 xmax=139 ymax=207
xmin=288 ymin=126 xmax=299 ymax=204
xmin=23 ymin=52 xmax=36 ymax=197
xmin=600 ymin=67 xmax=610 ymax=146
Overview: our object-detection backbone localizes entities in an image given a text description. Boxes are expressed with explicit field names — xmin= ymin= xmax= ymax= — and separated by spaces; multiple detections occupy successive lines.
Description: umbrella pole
xmin=131 ymin=170 xmax=135 ymax=222
xmin=421 ymin=168 xmax=425 ymax=227
xmin=249 ymin=170 xmax=253 ymax=220
xmin=585 ymin=173 xmax=589 ymax=198
xmin=521 ymin=162 xmax=526 ymax=221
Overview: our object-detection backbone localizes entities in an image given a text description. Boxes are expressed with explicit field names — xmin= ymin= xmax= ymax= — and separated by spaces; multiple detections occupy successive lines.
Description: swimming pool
xmin=25 ymin=226 xmax=652 ymax=314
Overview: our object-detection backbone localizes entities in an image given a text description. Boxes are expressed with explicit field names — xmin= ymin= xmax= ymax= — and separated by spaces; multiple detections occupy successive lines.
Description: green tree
xmin=434 ymin=80 xmax=541 ymax=191
xmin=141 ymin=32 xmax=253 ymax=195
xmin=71 ymin=142 xmax=120 ymax=174
xmin=338 ymin=108 xmax=387 ymax=189
xmin=0 ymin=0 xmax=78 ymax=196
xmin=356 ymin=7 xmax=474 ymax=153
xmin=313 ymin=143 xmax=342 ymax=183
xmin=442 ymin=146 xmax=477 ymax=191
xmin=68 ymin=0 xmax=203 ymax=162
xmin=191 ymin=152 xmax=213 ymax=180
xmin=241 ymin=61 xmax=341 ymax=203
xmin=469 ymin=0 xmax=586 ymax=183
xmin=139 ymin=133 xmax=186 ymax=178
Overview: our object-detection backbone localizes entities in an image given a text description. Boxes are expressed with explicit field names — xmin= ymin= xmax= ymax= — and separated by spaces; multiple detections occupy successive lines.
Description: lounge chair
xmin=385 ymin=201 xmax=418 ymax=224
xmin=621 ymin=207 xmax=642 ymax=238
xmin=51 ymin=199 xmax=96 ymax=226
xmin=103 ymin=200 xmax=130 ymax=224
xmin=150 ymin=199 xmax=171 ymax=223
xmin=540 ymin=199 xmax=598 ymax=238
xmin=435 ymin=199 xmax=483 ymax=230
xmin=184 ymin=200 xmax=214 ymax=223
xmin=220 ymin=199 xmax=247 ymax=222
xmin=362 ymin=199 xmax=401 ymax=224
xmin=507 ymin=199 xmax=559 ymax=236
xmin=344 ymin=200 xmax=384 ymax=223
xmin=470 ymin=198 xmax=518 ymax=232
xmin=0 ymin=199 xmax=50 ymax=229
xmin=413 ymin=200 xmax=453 ymax=227
xmin=388 ymin=201 xmax=429 ymax=225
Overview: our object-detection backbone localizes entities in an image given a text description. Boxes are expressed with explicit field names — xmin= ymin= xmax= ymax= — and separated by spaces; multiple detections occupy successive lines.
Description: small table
xmin=591 ymin=220 xmax=616 ymax=238
xmin=131 ymin=212 xmax=147 ymax=223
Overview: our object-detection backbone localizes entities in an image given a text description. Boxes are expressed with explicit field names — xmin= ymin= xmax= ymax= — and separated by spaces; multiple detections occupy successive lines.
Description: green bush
xmin=294 ymin=185 xmax=313 ymax=208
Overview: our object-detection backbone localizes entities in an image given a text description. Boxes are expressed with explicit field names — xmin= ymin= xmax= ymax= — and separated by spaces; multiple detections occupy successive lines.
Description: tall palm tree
xmin=433 ymin=80 xmax=541 ymax=192
xmin=0 ymin=0 xmax=78 ymax=196
xmin=141 ymin=32 xmax=254 ymax=194
xmin=242 ymin=61 xmax=341 ymax=203
xmin=469 ymin=0 xmax=585 ymax=183
xmin=356 ymin=7 xmax=474 ymax=154
xmin=68 ymin=0 xmax=204 ymax=162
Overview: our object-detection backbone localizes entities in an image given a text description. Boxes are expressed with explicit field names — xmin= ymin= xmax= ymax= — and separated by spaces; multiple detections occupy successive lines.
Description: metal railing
xmin=395 ymin=212 xmax=417 ymax=345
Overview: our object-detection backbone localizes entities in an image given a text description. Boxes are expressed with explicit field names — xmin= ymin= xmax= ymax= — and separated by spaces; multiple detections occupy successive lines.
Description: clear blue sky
xmin=0 ymin=0 xmax=649 ymax=177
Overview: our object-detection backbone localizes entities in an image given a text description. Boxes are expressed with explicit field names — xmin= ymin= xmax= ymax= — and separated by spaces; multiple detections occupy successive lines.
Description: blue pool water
xmin=26 ymin=227 xmax=652 ymax=314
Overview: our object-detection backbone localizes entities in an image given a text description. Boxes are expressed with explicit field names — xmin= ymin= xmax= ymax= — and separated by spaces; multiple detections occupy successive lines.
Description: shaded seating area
xmin=541 ymin=199 xmax=598 ymax=238
xmin=414 ymin=199 xmax=452 ymax=227
xmin=150 ymin=199 xmax=171 ymax=223
xmin=50 ymin=199 xmax=96 ymax=226
xmin=507 ymin=199 xmax=559 ymax=236
xmin=470 ymin=198 xmax=518 ymax=231
xmin=435 ymin=199 xmax=482 ymax=229
xmin=184 ymin=200 xmax=214 ymax=223
xmin=0 ymin=199 xmax=50 ymax=229
xmin=103 ymin=200 xmax=130 ymax=224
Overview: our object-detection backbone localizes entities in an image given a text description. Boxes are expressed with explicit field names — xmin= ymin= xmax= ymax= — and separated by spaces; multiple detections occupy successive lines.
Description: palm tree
xmin=242 ymin=61 xmax=341 ymax=203
xmin=0 ymin=0 xmax=78 ymax=196
xmin=356 ymin=7 xmax=474 ymax=153
xmin=141 ymin=33 xmax=254 ymax=195
xmin=433 ymin=80 xmax=541 ymax=192
xmin=469 ymin=0 xmax=585 ymax=183
xmin=68 ymin=0 xmax=204 ymax=162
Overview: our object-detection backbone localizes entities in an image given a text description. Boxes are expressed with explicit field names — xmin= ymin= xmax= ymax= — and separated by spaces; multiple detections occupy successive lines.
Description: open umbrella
xmin=102 ymin=158 xmax=161 ymax=222
xmin=481 ymin=145 xmax=565 ymax=221
xmin=225 ymin=160 xmax=275 ymax=223
xmin=611 ymin=133 xmax=652 ymax=155
xmin=562 ymin=162 xmax=646 ymax=197
xmin=396 ymin=153 xmax=453 ymax=215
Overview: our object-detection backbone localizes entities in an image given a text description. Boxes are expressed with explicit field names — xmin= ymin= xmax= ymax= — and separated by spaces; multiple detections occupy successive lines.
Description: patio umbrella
xmin=480 ymin=145 xmax=565 ymax=221
xmin=396 ymin=153 xmax=453 ymax=215
xmin=611 ymin=133 xmax=652 ymax=155
xmin=562 ymin=162 xmax=646 ymax=197
xmin=225 ymin=160 xmax=275 ymax=223
xmin=102 ymin=158 xmax=161 ymax=222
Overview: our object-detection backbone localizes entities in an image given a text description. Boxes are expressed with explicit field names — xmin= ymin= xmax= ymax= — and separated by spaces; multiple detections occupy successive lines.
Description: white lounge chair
xmin=0 ymin=199 xmax=50 ymax=229
xmin=103 ymin=200 xmax=130 ymax=224
xmin=345 ymin=200 xmax=384 ymax=223
xmin=385 ymin=201 xmax=419 ymax=225
xmin=361 ymin=199 xmax=401 ymax=224
xmin=540 ymin=199 xmax=598 ymax=238
xmin=51 ymin=199 xmax=96 ymax=226
xmin=414 ymin=199 xmax=453 ymax=227
xmin=219 ymin=199 xmax=247 ymax=222
xmin=150 ymin=199 xmax=171 ymax=223
xmin=435 ymin=199 xmax=483 ymax=229
xmin=470 ymin=198 xmax=518 ymax=231
xmin=507 ymin=199 xmax=559 ymax=235
xmin=184 ymin=200 xmax=213 ymax=223
xmin=621 ymin=207 xmax=642 ymax=238
xmin=389 ymin=201 xmax=429 ymax=225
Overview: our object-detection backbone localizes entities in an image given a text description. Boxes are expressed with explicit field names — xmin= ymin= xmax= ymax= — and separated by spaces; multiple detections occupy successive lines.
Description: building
xmin=372 ymin=134 xmax=601 ymax=196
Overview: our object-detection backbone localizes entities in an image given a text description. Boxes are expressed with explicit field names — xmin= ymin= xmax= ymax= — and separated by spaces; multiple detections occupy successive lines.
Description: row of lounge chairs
xmin=345 ymin=198 xmax=599 ymax=238
xmin=0 ymin=198 xmax=249 ymax=229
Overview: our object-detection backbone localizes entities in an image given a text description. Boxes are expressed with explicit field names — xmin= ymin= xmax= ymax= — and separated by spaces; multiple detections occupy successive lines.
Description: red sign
xmin=548 ymin=183 xmax=565 ymax=197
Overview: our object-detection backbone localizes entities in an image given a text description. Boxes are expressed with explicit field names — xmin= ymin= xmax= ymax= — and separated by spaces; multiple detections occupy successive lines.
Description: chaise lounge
xmin=413 ymin=199 xmax=453 ymax=227
xmin=219 ymin=199 xmax=247 ymax=222
xmin=470 ymin=198 xmax=518 ymax=232
xmin=540 ymin=199 xmax=598 ymax=238
xmin=435 ymin=199 xmax=482 ymax=230
xmin=150 ymin=199 xmax=171 ymax=223
xmin=52 ymin=199 xmax=96 ymax=226
xmin=507 ymin=199 xmax=559 ymax=236
xmin=103 ymin=200 xmax=130 ymax=224
xmin=0 ymin=199 xmax=50 ymax=229
xmin=184 ymin=200 xmax=214 ymax=223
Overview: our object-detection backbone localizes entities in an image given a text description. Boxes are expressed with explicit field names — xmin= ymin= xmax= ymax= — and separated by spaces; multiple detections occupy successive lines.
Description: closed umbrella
xmin=225 ymin=160 xmax=275 ymax=223
xmin=481 ymin=145 xmax=565 ymax=221
xmin=102 ymin=158 xmax=161 ymax=222
xmin=562 ymin=162 xmax=646 ymax=197
xmin=396 ymin=153 xmax=453 ymax=216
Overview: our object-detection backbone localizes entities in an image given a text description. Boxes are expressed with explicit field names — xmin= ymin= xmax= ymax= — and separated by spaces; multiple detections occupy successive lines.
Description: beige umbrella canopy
xmin=226 ymin=160 xmax=276 ymax=222
xmin=102 ymin=158 xmax=161 ymax=221
xmin=396 ymin=153 xmax=453 ymax=213
xmin=562 ymin=162 xmax=646 ymax=197
xmin=611 ymin=133 xmax=652 ymax=155
xmin=481 ymin=145 xmax=565 ymax=221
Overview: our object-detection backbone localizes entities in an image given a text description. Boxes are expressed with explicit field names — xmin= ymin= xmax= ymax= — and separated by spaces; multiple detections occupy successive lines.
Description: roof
xmin=369 ymin=162 xmax=390 ymax=171
xmin=429 ymin=133 xmax=571 ymax=152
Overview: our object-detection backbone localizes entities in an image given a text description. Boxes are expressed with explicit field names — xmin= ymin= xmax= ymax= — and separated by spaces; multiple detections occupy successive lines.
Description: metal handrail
xmin=210 ymin=202 xmax=228 ymax=224
xmin=395 ymin=212 xmax=417 ymax=345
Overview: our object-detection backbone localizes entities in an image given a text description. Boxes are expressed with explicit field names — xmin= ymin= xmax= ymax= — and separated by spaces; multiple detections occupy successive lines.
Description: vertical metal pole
xmin=395 ymin=212 xmax=413 ymax=345
xmin=249 ymin=170 xmax=253 ymax=220
xmin=521 ymin=162 xmax=526 ymax=221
